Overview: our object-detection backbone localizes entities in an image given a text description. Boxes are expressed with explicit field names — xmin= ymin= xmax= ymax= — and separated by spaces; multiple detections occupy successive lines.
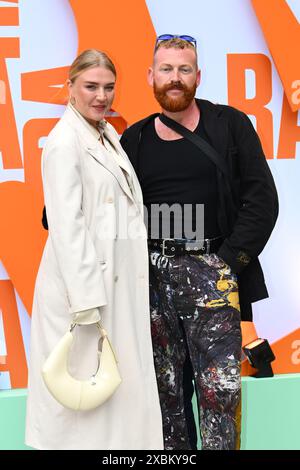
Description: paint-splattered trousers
xmin=149 ymin=250 xmax=242 ymax=450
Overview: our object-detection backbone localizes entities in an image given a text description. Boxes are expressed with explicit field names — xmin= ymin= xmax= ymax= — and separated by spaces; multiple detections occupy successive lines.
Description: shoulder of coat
xmin=197 ymin=98 xmax=245 ymax=122
xmin=45 ymin=117 xmax=79 ymax=151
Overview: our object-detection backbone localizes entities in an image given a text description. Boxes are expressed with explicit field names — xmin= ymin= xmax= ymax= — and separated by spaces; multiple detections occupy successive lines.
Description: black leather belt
xmin=148 ymin=237 xmax=224 ymax=258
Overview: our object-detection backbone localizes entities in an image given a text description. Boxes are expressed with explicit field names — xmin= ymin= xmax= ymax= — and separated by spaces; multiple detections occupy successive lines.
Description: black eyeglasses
xmin=155 ymin=34 xmax=197 ymax=49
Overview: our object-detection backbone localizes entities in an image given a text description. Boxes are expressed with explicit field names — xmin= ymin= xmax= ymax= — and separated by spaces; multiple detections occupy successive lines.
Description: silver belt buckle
xmin=162 ymin=238 xmax=175 ymax=258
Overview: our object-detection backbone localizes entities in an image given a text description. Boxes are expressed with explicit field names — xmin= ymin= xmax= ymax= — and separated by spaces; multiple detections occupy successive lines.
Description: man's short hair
xmin=154 ymin=38 xmax=198 ymax=62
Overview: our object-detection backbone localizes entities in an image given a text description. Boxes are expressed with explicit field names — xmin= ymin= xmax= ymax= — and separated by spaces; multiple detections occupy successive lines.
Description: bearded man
xmin=120 ymin=35 xmax=278 ymax=450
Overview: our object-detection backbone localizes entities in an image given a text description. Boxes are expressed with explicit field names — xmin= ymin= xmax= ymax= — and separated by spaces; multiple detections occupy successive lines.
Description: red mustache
xmin=163 ymin=82 xmax=186 ymax=92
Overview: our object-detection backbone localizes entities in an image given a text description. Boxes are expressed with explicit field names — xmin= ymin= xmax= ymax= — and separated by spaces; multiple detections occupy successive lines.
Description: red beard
xmin=153 ymin=80 xmax=197 ymax=112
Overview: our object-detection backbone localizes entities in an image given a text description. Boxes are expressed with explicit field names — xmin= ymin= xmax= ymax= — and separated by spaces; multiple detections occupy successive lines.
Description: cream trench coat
xmin=25 ymin=104 xmax=164 ymax=450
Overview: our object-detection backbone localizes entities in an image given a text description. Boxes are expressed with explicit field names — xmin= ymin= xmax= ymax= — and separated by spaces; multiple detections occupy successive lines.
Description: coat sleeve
xmin=42 ymin=135 xmax=107 ymax=313
xmin=217 ymin=110 xmax=279 ymax=274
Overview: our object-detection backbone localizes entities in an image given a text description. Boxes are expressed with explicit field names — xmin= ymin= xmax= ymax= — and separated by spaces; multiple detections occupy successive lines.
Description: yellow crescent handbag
xmin=42 ymin=322 xmax=122 ymax=411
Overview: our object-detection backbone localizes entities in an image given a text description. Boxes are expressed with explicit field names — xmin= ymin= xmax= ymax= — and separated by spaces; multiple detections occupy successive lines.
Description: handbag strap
xmin=70 ymin=322 xmax=119 ymax=363
xmin=158 ymin=113 xmax=230 ymax=179
xmin=70 ymin=321 xmax=107 ymax=337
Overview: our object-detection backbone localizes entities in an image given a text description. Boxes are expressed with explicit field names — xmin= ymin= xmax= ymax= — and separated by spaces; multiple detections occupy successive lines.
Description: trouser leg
xmin=185 ymin=308 xmax=242 ymax=450
xmin=149 ymin=252 xmax=191 ymax=450
xmin=175 ymin=253 xmax=242 ymax=450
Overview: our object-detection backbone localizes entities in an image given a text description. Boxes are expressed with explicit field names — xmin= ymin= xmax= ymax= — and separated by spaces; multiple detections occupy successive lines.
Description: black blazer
xmin=119 ymin=99 xmax=279 ymax=321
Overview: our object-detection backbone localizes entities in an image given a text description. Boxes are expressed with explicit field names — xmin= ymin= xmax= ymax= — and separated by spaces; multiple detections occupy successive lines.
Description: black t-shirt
xmin=137 ymin=116 xmax=220 ymax=239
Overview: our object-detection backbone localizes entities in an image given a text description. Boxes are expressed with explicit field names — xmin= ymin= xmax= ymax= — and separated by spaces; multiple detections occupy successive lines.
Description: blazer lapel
xmin=86 ymin=145 xmax=135 ymax=203
xmin=63 ymin=105 xmax=136 ymax=204
xmin=102 ymin=126 xmax=132 ymax=176
xmin=197 ymin=99 xmax=229 ymax=161
xmin=103 ymin=125 xmax=144 ymax=210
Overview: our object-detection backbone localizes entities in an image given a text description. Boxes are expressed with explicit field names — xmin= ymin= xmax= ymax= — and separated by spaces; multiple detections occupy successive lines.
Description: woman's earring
xmin=70 ymin=96 xmax=76 ymax=105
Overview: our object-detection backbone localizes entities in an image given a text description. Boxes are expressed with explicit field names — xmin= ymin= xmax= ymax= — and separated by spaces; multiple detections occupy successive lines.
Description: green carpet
xmin=0 ymin=374 xmax=299 ymax=450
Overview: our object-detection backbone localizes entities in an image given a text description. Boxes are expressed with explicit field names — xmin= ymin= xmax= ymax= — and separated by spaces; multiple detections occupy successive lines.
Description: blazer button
xmin=114 ymin=275 xmax=119 ymax=282
xmin=107 ymin=197 xmax=114 ymax=203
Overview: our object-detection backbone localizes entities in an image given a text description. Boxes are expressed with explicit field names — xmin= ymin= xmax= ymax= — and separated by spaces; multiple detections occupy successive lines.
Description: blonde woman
xmin=25 ymin=49 xmax=163 ymax=450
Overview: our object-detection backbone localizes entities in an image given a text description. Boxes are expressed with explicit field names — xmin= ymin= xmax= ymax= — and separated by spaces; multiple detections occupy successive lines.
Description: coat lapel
xmin=86 ymin=144 xmax=135 ymax=203
xmin=104 ymin=127 xmax=144 ymax=208
xmin=196 ymin=99 xmax=232 ymax=234
xmin=102 ymin=124 xmax=144 ymax=209
xmin=63 ymin=105 xmax=136 ymax=204
xmin=102 ymin=126 xmax=131 ymax=176
xmin=197 ymin=99 xmax=229 ymax=160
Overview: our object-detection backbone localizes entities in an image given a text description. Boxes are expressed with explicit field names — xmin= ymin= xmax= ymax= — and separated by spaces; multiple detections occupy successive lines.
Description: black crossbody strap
xmin=158 ymin=113 xmax=230 ymax=178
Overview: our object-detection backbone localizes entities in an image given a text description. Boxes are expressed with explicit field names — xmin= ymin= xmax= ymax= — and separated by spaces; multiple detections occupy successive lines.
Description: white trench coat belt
xmin=25 ymin=104 xmax=164 ymax=450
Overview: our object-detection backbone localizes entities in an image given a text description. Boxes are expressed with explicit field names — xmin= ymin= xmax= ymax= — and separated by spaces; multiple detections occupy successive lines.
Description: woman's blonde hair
xmin=69 ymin=49 xmax=116 ymax=82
